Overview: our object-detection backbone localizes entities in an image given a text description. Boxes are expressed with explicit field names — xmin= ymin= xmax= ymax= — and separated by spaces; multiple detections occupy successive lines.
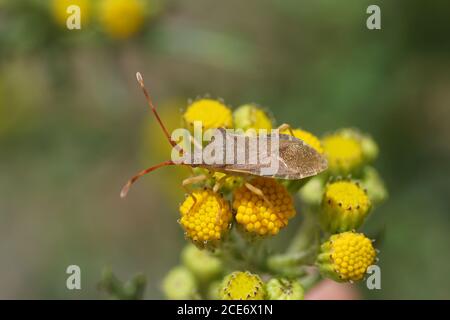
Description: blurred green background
xmin=0 ymin=0 xmax=449 ymax=299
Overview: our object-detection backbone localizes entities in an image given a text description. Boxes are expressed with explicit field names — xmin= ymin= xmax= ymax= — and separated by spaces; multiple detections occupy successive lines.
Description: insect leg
xmin=244 ymin=182 xmax=273 ymax=208
xmin=277 ymin=123 xmax=295 ymax=136
xmin=212 ymin=176 xmax=228 ymax=224
xmin=182 ymin=174 xmax=209 ymax=215
xmin=212 ymin=174 xmax=227 ymax=193
xmin=182 ymin=174 xmax=209 ymax=189
xmin=244 ymin=181 xmax=287 ymax=226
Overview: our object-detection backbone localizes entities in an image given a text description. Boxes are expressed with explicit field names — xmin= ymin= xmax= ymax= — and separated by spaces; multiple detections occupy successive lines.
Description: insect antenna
xmin=135 ymin=72 xmax=177 ymax=148
xmin=120 ymin=160 xmax=176 ymax=198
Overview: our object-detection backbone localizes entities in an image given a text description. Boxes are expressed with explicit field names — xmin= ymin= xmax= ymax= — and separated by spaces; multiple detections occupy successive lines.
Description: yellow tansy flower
xmin=233 ymin=178 xmax=296 ymax=236
xmin=179 ymin=189 xmax=232 ymax=247
xmin=220 ymin=271 xmax=265 ymax=300
xmin=320 ymin=180 xmax=371 ymax=233
xmin=322 ymin=130 xmax=365 ymax=175
xmin=317 ymin=231 xmax=377 ymax=282
xmin=99 ymin=0 xmax=146 ymax=39
xmin=183 ymin=99 xmax=233 ymax=131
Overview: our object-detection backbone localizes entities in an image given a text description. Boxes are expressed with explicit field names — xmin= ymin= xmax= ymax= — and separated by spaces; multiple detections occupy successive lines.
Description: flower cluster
xmin=146 ymin=98 xmax=387 ymax=300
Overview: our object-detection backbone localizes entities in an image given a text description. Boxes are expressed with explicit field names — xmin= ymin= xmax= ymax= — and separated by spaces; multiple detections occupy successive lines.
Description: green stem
xmin=287 ymin=211 xmax=319 ymax=253
xmin=267 ymin=249 xmax=316 ymax=271
xmin=299 ymin=270 xmax=322 ymax=292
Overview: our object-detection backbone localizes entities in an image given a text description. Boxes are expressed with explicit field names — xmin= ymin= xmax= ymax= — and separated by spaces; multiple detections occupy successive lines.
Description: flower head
xmin=233 ymin=104 xmax=273 ymax=131
xmin=320 ymin=180 xmax=371 ymax=233
xmin=266 ymin=278 xmax=304 ymax=300
xmin=99 ymin=0 xmax=146 ymax=39
xmin=220 ymin=271 xmax=265 ymax=300
xmin=282 ymin=128 xmax=324 ymax=154
xmin=183 ymin=99 xmax=233 ymax=131
xmin=233 ymin=178 xmax=296 ymax=236
xmin=361 ymin=166 xmax=388 ymax=205
xmin=322 ymin=130 xmax=364 ymax=175
xmin=317 ymin=231 xmax=376 ymax=282
xmin=338 ymin=128 xmax=379 ymax=163
xmin=179 ymin=189 xmax=232 ymax=247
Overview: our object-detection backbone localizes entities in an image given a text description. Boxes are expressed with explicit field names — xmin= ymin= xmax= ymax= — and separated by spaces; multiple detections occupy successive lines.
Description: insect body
xmin=120 ymin=72 xmax=327 ymax=198
xmin=191 ymin=127 xmax=328 ymax=180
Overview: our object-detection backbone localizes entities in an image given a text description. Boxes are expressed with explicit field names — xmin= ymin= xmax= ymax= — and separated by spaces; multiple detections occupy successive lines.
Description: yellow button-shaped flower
xmin=317 ymin=231 xmax=376 ymax=282
xmin=179 ymin=189 xmax=232 ymax=247
xmin=322 ymin=130 xmax=364 ymax=175
xmin=99 ymin=0 xmax=146 ymax=39
xmin=233 ymin=178 xmax=296 ymax=237
xmin=220 ymin=271 xmax=265 ymax=300
xmin=320 ymin=180 xmax=371 ymax=233
xmin=183 ymin=99 xmax=233 ymax=131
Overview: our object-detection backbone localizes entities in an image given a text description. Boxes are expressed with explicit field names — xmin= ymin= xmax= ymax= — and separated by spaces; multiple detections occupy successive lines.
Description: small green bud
xmin=298 ymin=175 xmax=325 ymax=206
xmin=361 ymin=166 xmax=388 ymax=205
xmin=162 ymin=266 xmax=198 ymax=300
xmin=266 ymin=278 xmax=304 ymax=300
xmin=361 ymin=134 xmax=379 ymax=163
xmin=233 ymin=104 xmax=273 ymax=131
xmin=181 ymin=244 xmax=223 ymax=283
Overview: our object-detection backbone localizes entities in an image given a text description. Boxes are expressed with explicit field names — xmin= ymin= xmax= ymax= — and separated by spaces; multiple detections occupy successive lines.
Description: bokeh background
xmin=0 ymin=0 xmax=449 ymax=299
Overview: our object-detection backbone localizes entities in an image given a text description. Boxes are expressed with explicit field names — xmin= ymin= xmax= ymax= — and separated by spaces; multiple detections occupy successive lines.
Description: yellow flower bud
xmin=317 ymin=231 xmax=377 ymax=282
xmin=322 ymin=129 xmax=365 ymax=175
xmin=179 ymin=189 xmax=232 ymax=247
xmin=220 ymin=271 xmax=265 ymax=300
xmin=233 ymin=178 xmax=296 ymax=237
xmin=99 ymin=0 xmax=146 ymax=39
xmin=320 ymin=180 xmax=371 ymax=233
xmin=183 ymin=99 xmax=233 ymax=131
